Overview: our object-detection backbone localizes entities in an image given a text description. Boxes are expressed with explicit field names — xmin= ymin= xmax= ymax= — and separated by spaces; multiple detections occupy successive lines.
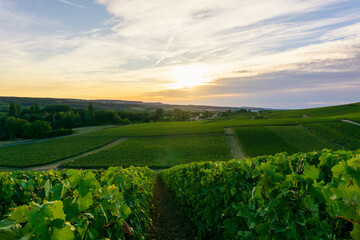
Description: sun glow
xmin=170 ymin=64 xmax=212 ymax=89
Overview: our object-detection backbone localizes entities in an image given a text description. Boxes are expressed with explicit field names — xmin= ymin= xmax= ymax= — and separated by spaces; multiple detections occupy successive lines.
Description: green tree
xmin=140 ymin=112 xmax=151 ymax=123
xmin=88 ymin=103 xmax=95 ymax=120
xmin=4 ymin=117 xmax=28 ymax=138
xmin=22 ymin=120 xmax=51 ymax=139
xmin=9 ymin=102 xmax=20 ymax=117
xmin=44 ymin=104 xmax=71 ymax=113
xmin=155 ymin=108 xmax=164 ymax=119
xmin=30 ymin=104 xmax=39 ymax=114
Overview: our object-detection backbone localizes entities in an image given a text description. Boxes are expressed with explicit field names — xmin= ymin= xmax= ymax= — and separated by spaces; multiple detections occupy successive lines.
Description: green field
xmin=0 ymin=102 xmax=359 ymax=169
xmin=325 ymin=121 xmax=360 ymax=138
xmin=102 ymin=121 xmax=224 ymax=137
xmin=0 ymin=130 xmax=121 ymax=167
xmin=0 ymin=102 xmax=360 ymax=239
xmin=304 ymin=123 xmax=360 ymax=150
xmin=266 ymin=125 xmax=335 ymax=152
xmin=64 ymin=134 xmax=232 ymax=168
xmin=234 ymin=126 xmax=298 ymax=157
xmin=264 ymin=102 xmax=360 ymax=119
xmin=233 ymin=123 xmax=360 ymax=157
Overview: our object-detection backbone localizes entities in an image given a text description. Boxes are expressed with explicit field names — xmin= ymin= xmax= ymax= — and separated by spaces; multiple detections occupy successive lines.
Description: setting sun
xmin=170 ymin=64 xmax=212 ymax=89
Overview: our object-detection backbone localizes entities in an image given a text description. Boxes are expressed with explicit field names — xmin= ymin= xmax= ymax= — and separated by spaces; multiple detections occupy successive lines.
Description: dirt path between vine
xmin=148 ymin=176 xmax=194 ymax=240
xmin=224 ymin=127 xmax=246 ymax=159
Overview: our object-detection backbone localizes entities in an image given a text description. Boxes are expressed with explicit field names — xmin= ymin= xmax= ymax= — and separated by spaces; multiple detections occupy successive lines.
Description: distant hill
xmin=263 ymin=102 xmax=360 ymax=119
xmin=0 ymin=96 xmax=266 ymax=112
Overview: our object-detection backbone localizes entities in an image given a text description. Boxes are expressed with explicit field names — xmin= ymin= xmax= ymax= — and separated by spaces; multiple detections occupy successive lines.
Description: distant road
xmin=342 ymin=119 xmax=360 ymax=126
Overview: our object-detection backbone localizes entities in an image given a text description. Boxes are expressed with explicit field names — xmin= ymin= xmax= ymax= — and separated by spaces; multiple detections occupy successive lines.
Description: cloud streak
xmin=0 ymin=0 xmax=359 ymax=108
xmin=56 ymin=0 xmax=85 ymax=8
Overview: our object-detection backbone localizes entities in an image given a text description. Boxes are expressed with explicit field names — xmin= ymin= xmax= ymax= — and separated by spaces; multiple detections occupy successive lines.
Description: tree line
xmin=0 ymin=103 xmax=220 ymax=140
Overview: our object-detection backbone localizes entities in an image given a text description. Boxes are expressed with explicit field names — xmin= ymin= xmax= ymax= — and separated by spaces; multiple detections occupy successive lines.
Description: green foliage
xmin=159 ymin=149 xmax=360 ymax=239
xmin=22 ymin=120 xmax=52 ymax=139
xmin=94 ymin=110 xmax=121 ymax=124
xmin=155 ymin=108 xmax=164 ymax=119
xmin=48 ymin=128 xmax=73 ymax=138
xmin=4 ymin=117 xmax=29 ymax=139
xmin=87 ymin=103 xmax=95 ymax=120
xmin=9 ymin=103 xmax=20 ymax=118
xmin=64 ymin=134 xmax=232 ymax=168
xmin=0 ymin=167 xmax=155 ymax=240
xmin=44 ymin=105 xmax=71 ymax=113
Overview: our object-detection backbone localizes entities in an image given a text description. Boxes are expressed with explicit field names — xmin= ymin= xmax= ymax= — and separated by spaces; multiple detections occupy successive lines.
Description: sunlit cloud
xmin=0 ymin=0 xmax=359 ymax=108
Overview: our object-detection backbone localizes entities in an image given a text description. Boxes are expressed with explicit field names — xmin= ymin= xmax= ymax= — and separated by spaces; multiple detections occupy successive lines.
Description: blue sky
xmin=0 ymin=0 xmax=359 ymax=108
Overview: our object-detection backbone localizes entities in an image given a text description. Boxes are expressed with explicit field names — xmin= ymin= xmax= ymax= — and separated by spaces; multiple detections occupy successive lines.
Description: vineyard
xmin=0 ymin=103 xmax=360 ymax=239
xmin=104 ymin=121 xmax=224 ymax=137
xmin=1 ymin=109 xmax=357 ymax=169
xmin=0 ymin=130 xmax=120 ymax=167
xmin=304 ymin=123 xmax=360 ymax=150
xmin=233 ymin=124 xmax=360 ymax=157
xmin=322 ymin=122 xmax=360 ymax=139
xmin=266 ymin=125 xmax=333 ymax=152
xmin=63 ymin=134 xmax=231 ymax=168
xmin=0 ymin=167 xmax=155 ymax=239
xmin=159 ymin=150 xmax=360 ymax=239
xmin=233 ymin=126 xmax=298 ymax=157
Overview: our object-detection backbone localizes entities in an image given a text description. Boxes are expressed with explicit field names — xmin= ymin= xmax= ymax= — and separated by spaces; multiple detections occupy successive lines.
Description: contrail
xmin=56 ymin=0 xmax=86 ymax=8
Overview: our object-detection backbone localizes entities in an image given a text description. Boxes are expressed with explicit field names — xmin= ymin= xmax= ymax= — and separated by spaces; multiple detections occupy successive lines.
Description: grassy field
xmin=63 ymin=134 xmax=232 ymax=168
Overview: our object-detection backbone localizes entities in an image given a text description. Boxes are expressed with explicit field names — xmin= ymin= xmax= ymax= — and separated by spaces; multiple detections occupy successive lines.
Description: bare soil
xmin=148 ymin=176 xmax=194 ymax=240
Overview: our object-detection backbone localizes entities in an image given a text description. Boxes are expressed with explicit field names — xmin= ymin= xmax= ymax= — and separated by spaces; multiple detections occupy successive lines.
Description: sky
xmin=0 ymin=0 xmax=359 ymax=109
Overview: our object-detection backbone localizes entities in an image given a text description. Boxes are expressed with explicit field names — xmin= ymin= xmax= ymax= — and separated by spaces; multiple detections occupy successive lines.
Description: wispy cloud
xmin=0 ymin=0 xmax=359 ymax=107
xmin=56 ymin=0 xmax=85 ymax=8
